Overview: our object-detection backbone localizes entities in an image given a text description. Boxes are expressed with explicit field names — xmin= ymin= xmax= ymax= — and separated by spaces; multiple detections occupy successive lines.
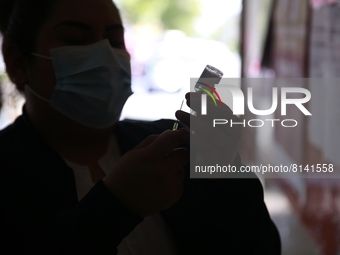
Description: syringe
xmin=172 ymin=100 xmax=184 ymax=131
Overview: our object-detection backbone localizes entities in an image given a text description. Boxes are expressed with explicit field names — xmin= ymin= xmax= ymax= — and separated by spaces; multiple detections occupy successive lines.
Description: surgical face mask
xmin=28 ymin=39 xmax=133 ymax=129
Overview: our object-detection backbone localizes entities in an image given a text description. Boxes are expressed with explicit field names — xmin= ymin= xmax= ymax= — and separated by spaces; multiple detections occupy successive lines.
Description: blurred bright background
xmin=0 ymin=0 xmax=242 ymax=127
xmin=115 ymin=0 xmax=242 ymax=121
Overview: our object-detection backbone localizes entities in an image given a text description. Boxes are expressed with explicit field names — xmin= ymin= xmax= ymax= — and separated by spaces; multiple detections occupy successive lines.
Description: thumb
xmin=164 ymin=147 xmax=189 ymax=171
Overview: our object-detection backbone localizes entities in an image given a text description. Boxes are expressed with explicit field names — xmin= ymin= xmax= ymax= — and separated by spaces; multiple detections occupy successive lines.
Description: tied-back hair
xmin=0 ymin=0 xmax=60 ymax=56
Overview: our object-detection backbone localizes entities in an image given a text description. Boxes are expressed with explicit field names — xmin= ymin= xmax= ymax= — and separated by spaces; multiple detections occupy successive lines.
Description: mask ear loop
xmin=27 ymin=53 xmax=52 ymax=102
xmin=31 ymin=53 xmax=52 ymax=60
xmin=24 ymin=85 xmax=50 ymax=103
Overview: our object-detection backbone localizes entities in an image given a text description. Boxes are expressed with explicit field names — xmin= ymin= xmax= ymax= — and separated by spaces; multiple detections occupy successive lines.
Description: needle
xmin=172 ymin=100 xmax=184 ymax=131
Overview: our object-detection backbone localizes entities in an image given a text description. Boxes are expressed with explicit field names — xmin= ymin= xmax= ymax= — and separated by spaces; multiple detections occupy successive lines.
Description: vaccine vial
xmin=194 ymin=65 xmax=223 ymax=92
xmin=191 ymin=65 xmax=223 ymax=116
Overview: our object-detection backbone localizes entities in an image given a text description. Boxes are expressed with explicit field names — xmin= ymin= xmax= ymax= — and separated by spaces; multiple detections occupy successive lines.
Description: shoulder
xmin=0 ymin=114 xmax=65 ymax=175
xmin=0 ymin=116 xmax=24 ymax=154
xmin=0 ymin=114 xmax=43 ymax=151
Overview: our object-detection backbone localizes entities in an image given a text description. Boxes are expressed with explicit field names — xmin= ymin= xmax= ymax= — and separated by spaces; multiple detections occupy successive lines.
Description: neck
xmin=25 ymin=98 xmax=116 ymax=164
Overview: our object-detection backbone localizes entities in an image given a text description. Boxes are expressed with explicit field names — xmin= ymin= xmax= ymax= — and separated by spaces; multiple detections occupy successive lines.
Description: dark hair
xmin=0 ymin=0 xmax=61 ymax=57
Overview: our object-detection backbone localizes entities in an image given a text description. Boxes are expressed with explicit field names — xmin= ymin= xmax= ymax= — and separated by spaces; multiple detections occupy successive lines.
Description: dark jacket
xmin=0 ymin=112 xmax=280 ymax=254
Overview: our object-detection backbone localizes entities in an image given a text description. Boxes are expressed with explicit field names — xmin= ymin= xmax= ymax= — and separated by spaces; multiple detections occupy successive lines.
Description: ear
xmin=3 ymin=44 xmax=28 ymax=90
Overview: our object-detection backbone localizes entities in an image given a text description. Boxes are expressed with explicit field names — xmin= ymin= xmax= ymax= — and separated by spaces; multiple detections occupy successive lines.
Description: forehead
xmin=45 ymin=0 xmax=122 ymax=28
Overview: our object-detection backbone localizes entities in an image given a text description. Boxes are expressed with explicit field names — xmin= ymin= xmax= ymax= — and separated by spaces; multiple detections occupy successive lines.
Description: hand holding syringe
xmin=174 ymin=65 xmax=242 ymax=170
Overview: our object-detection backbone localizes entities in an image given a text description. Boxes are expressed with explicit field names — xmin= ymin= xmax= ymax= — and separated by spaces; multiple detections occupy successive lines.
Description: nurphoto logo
xmin=200 ymin=85 xmax=312 ymax=128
